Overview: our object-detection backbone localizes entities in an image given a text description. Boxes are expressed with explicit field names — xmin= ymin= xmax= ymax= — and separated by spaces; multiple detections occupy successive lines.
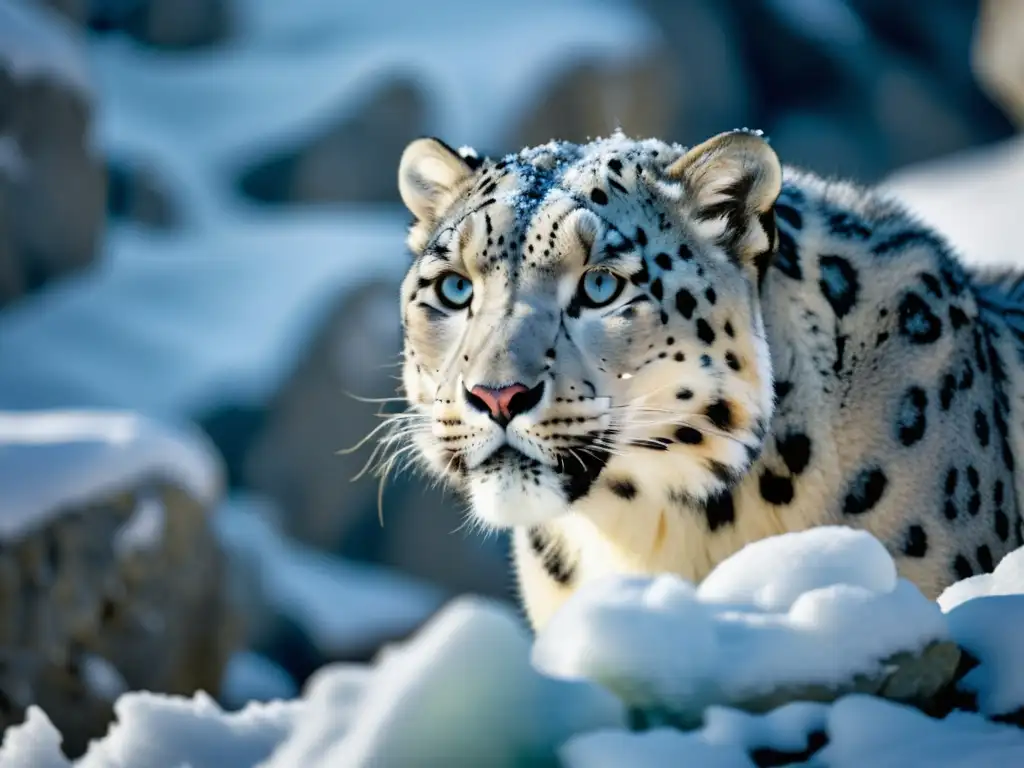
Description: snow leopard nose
xmin=465 ymin=382 xmax=544 ymax=426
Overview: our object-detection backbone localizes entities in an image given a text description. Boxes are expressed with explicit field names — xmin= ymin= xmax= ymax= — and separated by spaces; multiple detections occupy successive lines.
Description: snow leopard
xmin=395 ymin=129 xmax=1024 ymax=630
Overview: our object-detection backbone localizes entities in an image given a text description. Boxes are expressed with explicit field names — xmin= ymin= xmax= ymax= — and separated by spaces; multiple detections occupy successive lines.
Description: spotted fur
xmin=395 ymin=130 xmax=1024 ymax=630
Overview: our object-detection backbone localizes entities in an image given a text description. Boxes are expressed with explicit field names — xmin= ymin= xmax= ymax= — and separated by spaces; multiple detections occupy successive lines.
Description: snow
xmin=2 ymin=530 xmax=1022 ymax=766
xmin=946 ymin=596 xmax=1024 ymax=717
xmin=0 ymin=0 xmax=662 ymax=422
xmin=87 ymin=0 xmax=656 ymax=190
xmin=214 ymin=493 xmax=445 ymax=657
xmin=0 ymin=0 xmax=93 ymax=97
xmin=0 ymin=599 xmax=622 ymax=768
xmin=112 ymin=494 xmax=165 ymax=557
xmin=0 ymin=214 xmax=408 ymax=417
xmin=220 ymin=653 xmax=299 ymax=711
xmin=938 ymin=542 xmax=1024 ymax=611
xmin=533 ymin=527 xmax=948 ymax=718
xmin=883 ymin=134 xmax=1024 ymax=269
xmin=0 ymin=411 xmax=221 ymax=540
xmin=273 ymin=599 xmax=623 ymax=768
xmin=563 ymin=701 xmax=829 ymax=768
xmin=938 ymin=546 xmax=1024 ymax=718
xmin=697 ymin=525 xmax=898 ymax=609
xmin=81 ymin=656 xmax=128 ymax=703
xmin=815 ymin=695 xmax=1024 ymax=767
xmin=75 ymin=692 xmax=298 ymax=768
xmin=0 ymin=707 xmax=70 ymax=768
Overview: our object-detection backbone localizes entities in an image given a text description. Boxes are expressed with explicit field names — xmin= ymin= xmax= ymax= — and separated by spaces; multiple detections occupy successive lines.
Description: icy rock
xmin=533 ymin=527 xmax=958 ymax=724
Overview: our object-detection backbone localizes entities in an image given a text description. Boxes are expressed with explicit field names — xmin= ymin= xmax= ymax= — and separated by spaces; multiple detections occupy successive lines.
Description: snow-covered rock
xmin=2 ymin=529 xmax=1022 ymax=766
xmin=0 ymin=0 xmax=104 ymax=307
xmin=533 ymin=527 xmax=956 ymax=723
xmin=0 ymin=409 xmax=236 ymax=757
xmin=0 ymin=213 xmax=407 ymax=416
xmin=563 ymin=695 xmax=1024 ymax=768
xmin=0 ymin=410 xmax=220 ymax=537
xmin=0 ymin=598 xmax=623 ymax=768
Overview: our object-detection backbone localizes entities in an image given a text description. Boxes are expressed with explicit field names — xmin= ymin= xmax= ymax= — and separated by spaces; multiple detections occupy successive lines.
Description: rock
xmin=86 ymin=0 xmax=231 ymax=51
xmin=243 ymin=278 xmax=511 ymax=600
xmin=237 ymin=79 xmax=429 ymax=206
xmin=0 ymin=1 xmax=105 ymax=308
xmin=630 ymin=0 xmax=753 ymax=144
xmin=974 ymin=0 xmax=1024 ymax=127
xmin=106 ymin=157 xmax=179 ymax=230
xmin=511 ymin=52 xmax=676 ymax=152
xmin=0 ymin=411 xmax=238 ymax=758
xmin=626 ymin=641 xmax=963 ymax=732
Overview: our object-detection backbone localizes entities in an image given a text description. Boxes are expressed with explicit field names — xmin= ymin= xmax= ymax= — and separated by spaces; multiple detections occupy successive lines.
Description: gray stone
xmin=79 ymin=0 xmax=231 ymax=50
xmin=244 ymin=278 xmax=511 ymax=601
xmin=511 ymin=52 xmax=677 ymax=151
xmin=974 ymin=0 xmax=1024 ymax=127
xmin=0 ymin=448 xmax=237 ymax=758
xmin=237 ymin=79 xmax=429 ymax=206
xmin=629 ymin=640 xmax=963 ymax=733
xmin=106 ymin=158 xmax=179 ymax=230
xmin=0 ymin=1 xmax=104 ymax=308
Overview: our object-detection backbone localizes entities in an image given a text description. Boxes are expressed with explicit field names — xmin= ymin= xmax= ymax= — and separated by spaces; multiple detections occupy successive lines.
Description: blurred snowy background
xmin=0 ymin=0 xmax=1023 ymax=763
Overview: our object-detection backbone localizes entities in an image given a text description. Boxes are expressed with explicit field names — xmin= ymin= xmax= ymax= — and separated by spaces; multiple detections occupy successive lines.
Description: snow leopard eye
xmin=436 ymin=272 xmax=473 ymax=310
xmin=577 ymin=269 xmax=625 ymax=309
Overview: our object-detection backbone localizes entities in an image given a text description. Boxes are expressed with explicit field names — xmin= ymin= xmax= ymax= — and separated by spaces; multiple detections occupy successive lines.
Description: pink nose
xmin=469 ymin=383 xmax=530 ymax=420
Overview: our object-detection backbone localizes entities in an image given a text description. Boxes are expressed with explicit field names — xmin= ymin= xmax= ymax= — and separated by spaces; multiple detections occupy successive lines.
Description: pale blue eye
xmin=437 ymin=272 xmax=473 ymax=309
xmin=579 ymin=270 xmax=625 ymax=308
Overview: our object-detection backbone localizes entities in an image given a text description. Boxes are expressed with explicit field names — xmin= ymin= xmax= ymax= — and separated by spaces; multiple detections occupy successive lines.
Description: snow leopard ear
xmin=398 ymin=138 xmax=476 ymax=223
xmin=666 ymin=129 xmax=782 ymax=216
xmin=666 ymin=130 xmax=782 ymax=279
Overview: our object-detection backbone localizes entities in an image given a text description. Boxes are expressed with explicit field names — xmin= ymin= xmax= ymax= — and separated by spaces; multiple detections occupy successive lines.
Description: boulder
xmin=0 ymin=411 xmax=238 ymax=758
xmin=238 ymin=79 xmax=430 ymax=206
xmin=974 ymin=0 xmax=1024 ymax=127
xmin=243 ymin=278 xmax=512 ymax=601
xmin=510 ymin=52 xmax=676 ymax=154
xmin=0 ymin=1 xmax=105 ymax=308
xmin=85 ymin=0 xmax=230 ymax=50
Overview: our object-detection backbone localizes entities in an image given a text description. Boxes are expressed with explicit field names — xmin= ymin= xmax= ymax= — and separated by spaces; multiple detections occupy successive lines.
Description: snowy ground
xmin=3 ymin=526 xmax=1022 ymax=767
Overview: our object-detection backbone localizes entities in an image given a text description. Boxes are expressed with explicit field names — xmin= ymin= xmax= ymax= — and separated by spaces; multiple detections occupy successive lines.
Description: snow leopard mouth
xmin=474 ymin=439 xmax=613 ymax=504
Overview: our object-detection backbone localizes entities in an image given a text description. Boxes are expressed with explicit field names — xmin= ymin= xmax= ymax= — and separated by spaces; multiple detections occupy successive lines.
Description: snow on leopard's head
xmin=395 ymin=131 xmax=781 ymax=529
